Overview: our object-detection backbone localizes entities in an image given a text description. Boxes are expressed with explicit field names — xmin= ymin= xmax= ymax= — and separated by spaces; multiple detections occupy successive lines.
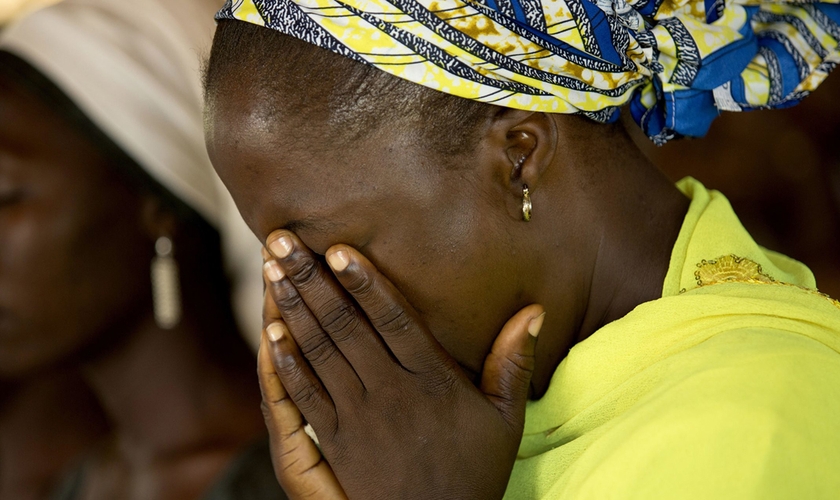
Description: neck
xmin=580 ymin=151 xmax=688 ymax=339
xmin=530 ymin=124 xmax=689 ymax=397
xmin=81 ymin=310 xmax=264 ymax=462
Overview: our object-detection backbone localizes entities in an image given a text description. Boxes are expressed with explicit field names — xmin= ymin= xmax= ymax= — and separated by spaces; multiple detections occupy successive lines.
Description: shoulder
xmin=574 ymin=326 xmax=840 ymax=500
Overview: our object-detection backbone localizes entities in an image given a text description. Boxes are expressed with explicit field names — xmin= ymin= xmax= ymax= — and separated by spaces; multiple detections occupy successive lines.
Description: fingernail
xmin=528 ymin=312 xmax=546 ymax=338
xmin=327 ymin=250 xmax=349 ymax=272
xmin=263 ymin=260 xmax=285 ymax=282
xmin=269 ymin=235 xmax=293 ymax=258
xmin=266 ymin=322 xmax=287 ymax=342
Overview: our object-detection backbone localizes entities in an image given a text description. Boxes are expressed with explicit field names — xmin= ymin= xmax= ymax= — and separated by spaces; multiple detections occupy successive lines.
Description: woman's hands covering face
xmin=258 ymin=230 xmax=545 ymax=500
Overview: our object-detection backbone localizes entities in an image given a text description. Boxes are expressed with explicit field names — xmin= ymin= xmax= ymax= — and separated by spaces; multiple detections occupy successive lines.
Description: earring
xmin=522 ymin=184 xmax=532 ymax=222
xmin=151 ymin=236 xmax=182 ymax=329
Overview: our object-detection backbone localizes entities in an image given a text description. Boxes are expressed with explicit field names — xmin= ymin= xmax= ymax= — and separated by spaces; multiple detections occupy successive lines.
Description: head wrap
xmin=1 ymin=0 xmax=265 ymax=345
xmin=216 ymin=0 xmax=840 ymax=143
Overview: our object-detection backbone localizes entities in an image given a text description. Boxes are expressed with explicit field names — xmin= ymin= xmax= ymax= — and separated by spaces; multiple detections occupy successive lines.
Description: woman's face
xmin=0 ymin=76 xmax=153 ymax=378
xmin=206 ymin=88 xmax=537 ymax=377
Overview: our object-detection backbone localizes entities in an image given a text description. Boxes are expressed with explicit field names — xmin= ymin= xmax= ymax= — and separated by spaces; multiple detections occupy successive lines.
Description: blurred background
xmin=0 ymin=0 xmax=57 ymax=24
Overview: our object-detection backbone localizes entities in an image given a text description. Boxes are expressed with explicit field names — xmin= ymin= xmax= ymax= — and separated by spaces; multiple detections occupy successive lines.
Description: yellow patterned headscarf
xmin=217 ymin=0 xmax=840 ymax=143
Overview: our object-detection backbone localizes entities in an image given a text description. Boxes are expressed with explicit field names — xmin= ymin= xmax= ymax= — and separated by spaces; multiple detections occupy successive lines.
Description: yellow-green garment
xmin=508 ymin=177 xmax=840 ymax=499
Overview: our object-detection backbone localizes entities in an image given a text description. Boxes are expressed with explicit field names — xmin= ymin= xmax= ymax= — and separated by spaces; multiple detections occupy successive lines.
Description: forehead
xmin=205 ymin=86 xmax=438 ymax=247
xmin=0 ymin=77 xmax=104 ymax=173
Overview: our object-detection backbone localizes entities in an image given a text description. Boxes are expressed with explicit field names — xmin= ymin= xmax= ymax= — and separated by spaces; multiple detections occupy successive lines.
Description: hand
xmin=257 ymin=260 xmax=347 ymax=499
xmin=261 ymin=231 xmax=545 ymax=500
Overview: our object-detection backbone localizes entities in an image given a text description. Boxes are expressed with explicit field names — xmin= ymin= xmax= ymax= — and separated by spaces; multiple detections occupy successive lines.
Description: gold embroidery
xmin=693 ymin=254 xmax=840 ymax=309
xmin=695 ymin=254 xmax=775 ymax=287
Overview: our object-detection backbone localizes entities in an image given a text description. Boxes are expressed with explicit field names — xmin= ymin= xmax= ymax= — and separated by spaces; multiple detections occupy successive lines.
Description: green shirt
xmin=507 ymin=178 xmax=840 ymax=499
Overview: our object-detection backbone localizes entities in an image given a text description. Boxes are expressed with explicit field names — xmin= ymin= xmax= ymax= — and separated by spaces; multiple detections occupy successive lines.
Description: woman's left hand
xmin=260 ymin=230 xmax=544 ymax=500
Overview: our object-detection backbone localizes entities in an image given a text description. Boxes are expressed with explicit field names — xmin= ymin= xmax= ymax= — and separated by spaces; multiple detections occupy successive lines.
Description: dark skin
xmin=259 ymin=235 xmax=545 ymax=500
xmin=0 ymin=73 xmax=266 ymax=498
xmin=206 ymin=69 xmax=689 ymax=497
xmin=0 ymin=370 xmax=108 ymax=500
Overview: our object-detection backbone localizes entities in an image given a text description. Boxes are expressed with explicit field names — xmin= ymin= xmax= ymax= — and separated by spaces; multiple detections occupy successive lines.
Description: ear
xmin=488 ymin=109 xmax=558 ymax=196
xmin=139 ymin=195 xmax=178 ymax=243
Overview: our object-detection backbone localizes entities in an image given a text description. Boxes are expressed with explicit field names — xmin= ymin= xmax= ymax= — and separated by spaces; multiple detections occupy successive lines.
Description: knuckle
xmin=370 ymin=305 xmax=412 ymax=334
xmin=274 ymin=357 xmax=302 ymax=381
xmin=344 ymin=270 xmax=376 ymax=296
xmin=505 ymin=351 xmax=536 ymax=376
xmin=289 ymin=381 xmax=323 ymax=413
xmin=330 ymin=322 xmax=365 ymax=347
xmin=318 ymin=299 xmax=357 ymax=334
xmin=318 ymin=300 xmax=368 ymax=346
xmin=422 ymin=368 xmax=460 ymax=397
xmin=297 ymin=334 xmax=340 ymax=368
xmin=261 ymin=400 xmax=294 ymax=436
xmin=272 ymin=353 xmax=313 ymax=393
xmin=275 ymin=436 xmax=303 ymax=463
xmin=260 ymin=400 xmax=273 ymax=423
xmin=286 ymin=254 xmax=320 ymax=284
xmin=272 ymin=285 xmax=305 ymax=313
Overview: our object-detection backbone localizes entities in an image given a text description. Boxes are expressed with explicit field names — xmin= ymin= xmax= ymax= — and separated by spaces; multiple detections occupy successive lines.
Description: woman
xmin=204 ymin=0 xmax=840 ymax=498
xmin=0 ymin=0 xmax=283 ymax=497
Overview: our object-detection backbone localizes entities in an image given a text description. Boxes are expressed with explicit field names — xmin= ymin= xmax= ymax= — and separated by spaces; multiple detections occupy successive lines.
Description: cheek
xmin=401 ymin=255 xmax=522 ymax=376
xmin=0 ymin=181 xmax=151 ymax=377
xmin=366 ymin=203 xmax=522 ymax=375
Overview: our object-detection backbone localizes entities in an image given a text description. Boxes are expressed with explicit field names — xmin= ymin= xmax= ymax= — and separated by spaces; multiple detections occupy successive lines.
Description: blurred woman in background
xmin=0 ymin=0 xmax=282 ymax=497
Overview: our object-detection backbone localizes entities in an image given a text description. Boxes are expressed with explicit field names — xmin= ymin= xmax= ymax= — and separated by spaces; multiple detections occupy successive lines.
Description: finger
xmin=266 ymin=321 xmax=338 ymax=434
xmin=480 ymin=305 xmax=544 ymax=433
xmin=324 ymin=245 xmax=452 ymax=374
xmin=263 ymin=250 xmax=363 ymax=396
xmin=262 ymin=248 xmax=283 ymax=328
xmin=258 ymin=332 xmax=348 ymax=500
xmin=266 ymin=231 xmax=393 ymax=381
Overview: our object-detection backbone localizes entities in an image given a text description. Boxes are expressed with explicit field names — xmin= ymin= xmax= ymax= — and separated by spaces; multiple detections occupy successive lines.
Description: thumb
xmin=480 ymin=304 xmax=545 ymax=432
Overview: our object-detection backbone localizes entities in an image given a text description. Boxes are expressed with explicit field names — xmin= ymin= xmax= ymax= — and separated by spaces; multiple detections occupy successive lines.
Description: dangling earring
xmin=512 ymin=155 xmax=532 ymax=221
xmin=151 ymin=236 xmax=181 ymax=329
xmin=522 ymin=184 xmax=532 ymax=222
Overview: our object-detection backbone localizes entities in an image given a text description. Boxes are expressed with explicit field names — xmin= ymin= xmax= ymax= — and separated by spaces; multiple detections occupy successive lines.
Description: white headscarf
xmin=0 ymin=0 xmax=264 ymax=347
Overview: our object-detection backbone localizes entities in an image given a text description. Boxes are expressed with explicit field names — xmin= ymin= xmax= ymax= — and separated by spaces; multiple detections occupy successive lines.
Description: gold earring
xmin=522 ymin=184 xmax=532 ymax=222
